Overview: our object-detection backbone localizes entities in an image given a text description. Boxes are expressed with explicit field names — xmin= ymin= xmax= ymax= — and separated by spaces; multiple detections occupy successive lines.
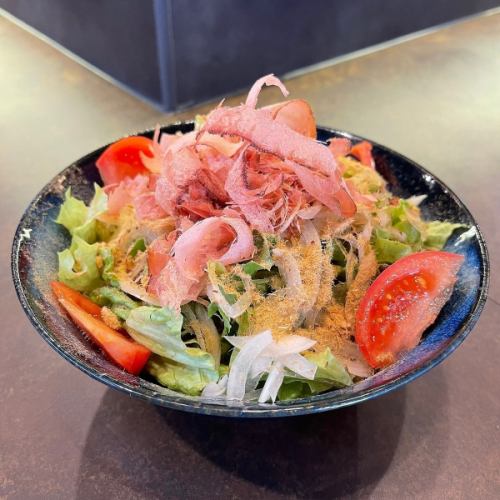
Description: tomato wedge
xmin=350 ymin=141 xmax=374 ymax=168
xmin=264 ymin=99 xmax=317 ymax=139
xmin=51 ymin=281 xmax=101 ymax=317
xmin=355 ymin=251 xmax=464 ymax=368
xmin=58 ymin=298 xmax=151 ymax=375
xmin=96 ymin=136 xmax=154 ymax=185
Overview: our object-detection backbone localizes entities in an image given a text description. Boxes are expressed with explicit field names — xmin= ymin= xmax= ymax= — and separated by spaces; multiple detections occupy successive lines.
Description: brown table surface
xmin=1 ymin=10 xmax=499 ymax=500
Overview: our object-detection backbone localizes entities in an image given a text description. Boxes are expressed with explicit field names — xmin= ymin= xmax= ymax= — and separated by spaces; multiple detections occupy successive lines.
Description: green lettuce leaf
xmin=98 ymin=246 xmax=119 ymax=286
xmin=56 ymin=188 xmax=87 ymax=232
xmin=373 ymin=229 xmax=412 ymax=263
xmin=373 ymin=199 xmax=465 ymax=262
xmin=90 ymin=286 xmax=138 ymax=320
xmin=95 ymin=220 xmax=116 ymax=242
xmin=147 ymin=355 xmax=218 ymax=396
xmin=207 ymin=302 xmax=232 ymax=335
xmin=236 ymin=310 xmax=250 ymax=335
xmin=278 ymin=348 xmax=352 ymax=401
xmin=339 ymin=156 xmax=386 ymax=194
xmin=56 ymin=185 xmax=107 ymax=243
xmin=242 ymin=260 xmax=265 ymax=276
xmin=129 ymin=238 xmax=146 ymax=257
xmin=57 ymin=236 xmax=103 ymax=292
xmin=424 ymin=221 xmax=466 ymax=250
xmin=387 ymin=199 xmax=425 ymax=245
xmin=125 ymin=306 xmax=215 ymax=369
xmin=252 ymin=232 xmax=276 ymax=270
xmin=394 ymin=220 xmax=421 ymax=245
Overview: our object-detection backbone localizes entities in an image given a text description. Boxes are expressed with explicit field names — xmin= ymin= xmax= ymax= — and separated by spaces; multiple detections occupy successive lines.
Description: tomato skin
xmin=350 ymin=141 xmax=374 ymax=168
xmin=58 ymin=298 xmax=151 ymax=375
xmin=355 ymin=251 xmax=464 ymax=368
xmin=264 ymin=99 xmax=317 ymax=139
xmin=96 ymin=136 xmax=154 ymax=185
xmin=51 ymin=281 xmax=101 ymax=317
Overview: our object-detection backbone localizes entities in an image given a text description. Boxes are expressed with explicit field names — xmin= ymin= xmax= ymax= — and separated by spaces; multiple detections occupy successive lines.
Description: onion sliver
xmin=258 ymin=361 xmax=285 ymax=403
xmin=280 ymin=353 xmax=317 ymax=380
xmin=201 ymin=375 xmax=228 ymax=397
xmin=226 ymin=330 xmax=273 ymax=401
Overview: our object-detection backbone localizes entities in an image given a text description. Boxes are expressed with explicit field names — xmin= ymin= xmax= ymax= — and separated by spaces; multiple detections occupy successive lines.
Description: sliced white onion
xmin=336 ymin=341 xmax=374 ymax=378
xmin=300 ymin=219 xmax=321 ymax=246
xmin=226 ymin=330 xmax=273 ymax=401
xmin=246 ymin=372 xmax=265 ymax=392
xmin=272 ymin=248 xmax=302 ymax=291
xmin=336 ymin=340 xmax=362 ymax=358
xmin=360 ymin=222 xmax=373 ymax=245
xmin=118 ymin=276 xmax=161 ymax=306
xmin=280 ymin=353 xmax=317 ymax=380
xmin=207 ymin=283 xmax=252 ymax=319
xmin=246 ymin=356 xmax=272 ymax=391
xmin=244 ymin=389 xmax=263 ymax=402
xmin=338 ymin=356 xmax=374 ymax=378
xmin=201 ymin=374 xmax=228 ymax=397
xmin=303 ymin=308 xmax=319 ymax=329
xmin=406 ymin=194 xmax=427 ymax=207
xmin=263 ymin=334 xmax=316 ymax=358
xmin=302 ymin=222 xmax=323 ymax=311
xmin=250 ymin=356 xmax=273 ymax=379
xmin=258 ymin=361 xmax=285 ymax=403
xmin=223 ymin=335 xmax=251 ymax=350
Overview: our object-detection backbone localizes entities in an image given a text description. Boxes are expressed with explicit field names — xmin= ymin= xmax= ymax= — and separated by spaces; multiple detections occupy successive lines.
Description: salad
xmin=52 ymin=74 xmax=465 ymax=404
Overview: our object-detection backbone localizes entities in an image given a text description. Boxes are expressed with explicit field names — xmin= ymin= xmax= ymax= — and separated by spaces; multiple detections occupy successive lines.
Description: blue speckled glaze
xmin=11 ymin=124 xmax=489 ymax=418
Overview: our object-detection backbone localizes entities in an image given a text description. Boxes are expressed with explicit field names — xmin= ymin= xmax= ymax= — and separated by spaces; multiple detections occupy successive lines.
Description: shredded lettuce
xmin=57 ymin=236 xmax=103 ymax=292
xmin=125 ymin=306 xmax=215 ymax=369
xmin=394 ymin=220 xmax=421 ymax=245
xmin=207 ymin=302 xmax=232 ymax=335
xmin=339 ymin=156 xmax=386 ymax=194
xmin=183 ymin=303 xmax=222 ymax=367
xmin=56 ymin=188 xmax=88 ymax=232
xmin=90 ymin=286 xmax=138 ymax=320
xmin=129 ymin=238 xmax=146 ymax=257
xmin=252 ymin=232 xmax=276 ymax=270
xmin=278 ymin=348 xmax=352 ymax=400
xmin=236 ymin=310 xmax=250 ymax=335
xmin=242 ymin=261 xmax=265 ymax=276
xmin=147 ymin=355 xmax=218 ymax=396
xmin=424 ymin=221 xmax=466 ymax=250
xmin=388 ymin=199 xmax=422 ymax=227
xmin=373 ymin=229 xmax=412 ymax=264
xmin=98 ymin=246 xmax=118 ymax=286
xmin=372 ymin=199 xmax=466 ymax=263
xmin=56 ymin=185 xmax=107 ymax=244
xmin=95 ymin=220 xmax=116 ymax=242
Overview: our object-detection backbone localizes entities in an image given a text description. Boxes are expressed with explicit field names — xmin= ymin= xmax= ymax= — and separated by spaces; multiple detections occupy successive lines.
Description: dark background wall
xmin=0 ymin=0 xmax=162 ymax=103
xmin=1 ymin=0 xmax=498 ymax=110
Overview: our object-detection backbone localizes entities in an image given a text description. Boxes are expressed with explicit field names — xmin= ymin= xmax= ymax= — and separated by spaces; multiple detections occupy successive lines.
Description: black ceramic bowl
xmin=11 ymin=124 xmax=489 ymax=417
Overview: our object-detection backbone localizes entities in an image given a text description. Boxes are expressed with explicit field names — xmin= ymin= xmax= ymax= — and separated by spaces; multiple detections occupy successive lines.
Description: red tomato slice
xmin=51 ymin=281 xmax=101 ymax=317
xmin=355 ymin=251 xmax=464 ymax=368
xmin=264 ymin=99 xmax=317 ymax=139
xmin=58 ymin=298 xmax=151 ymax=375
xmin=350 ymin=141 xmax=374 ymax=168
xmin=96 ymin=136 xmax=154 ymax=185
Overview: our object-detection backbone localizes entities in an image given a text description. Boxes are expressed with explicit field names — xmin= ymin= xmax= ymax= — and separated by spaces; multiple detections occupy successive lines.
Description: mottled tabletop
xmin=1 ymin=11 xmax=499 ymax=500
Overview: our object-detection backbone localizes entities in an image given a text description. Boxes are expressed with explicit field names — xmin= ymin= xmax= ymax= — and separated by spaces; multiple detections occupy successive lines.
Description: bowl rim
xmin=11 ymin=124 xmax=490 ymax=418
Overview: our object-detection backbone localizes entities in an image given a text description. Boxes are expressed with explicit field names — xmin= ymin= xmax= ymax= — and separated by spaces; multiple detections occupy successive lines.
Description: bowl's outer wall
xmin=11 ymin=125 xmax=489 ymax=417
